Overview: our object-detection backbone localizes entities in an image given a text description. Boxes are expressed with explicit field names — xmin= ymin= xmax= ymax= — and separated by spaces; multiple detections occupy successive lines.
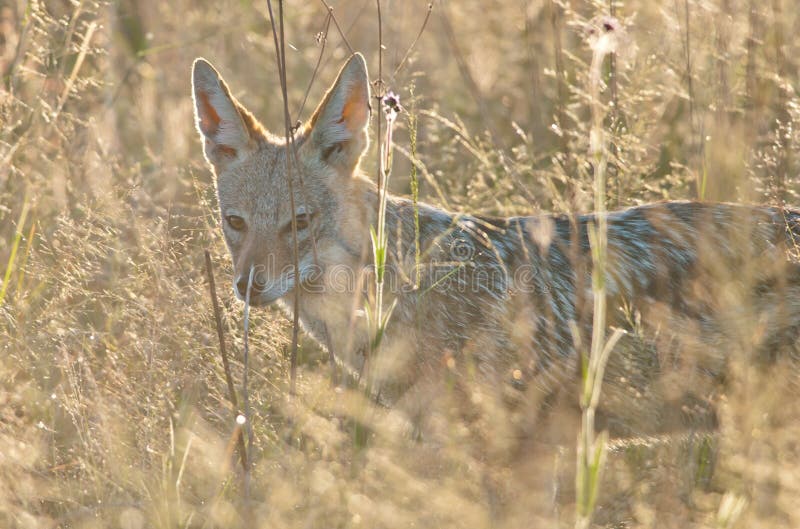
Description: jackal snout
xmin=234 ymin=271 xmax=267 ymax=301
xmin=232 ymin=260 xmax=294 ymax=305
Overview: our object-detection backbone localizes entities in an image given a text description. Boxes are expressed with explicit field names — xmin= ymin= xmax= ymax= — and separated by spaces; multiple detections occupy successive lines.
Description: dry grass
xmin=2 ymin=1 xmax=800 ymax=527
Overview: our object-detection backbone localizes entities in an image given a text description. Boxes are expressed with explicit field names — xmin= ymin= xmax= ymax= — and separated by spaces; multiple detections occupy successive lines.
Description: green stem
xmin=1 ymin=196 xmax=30 ymax=306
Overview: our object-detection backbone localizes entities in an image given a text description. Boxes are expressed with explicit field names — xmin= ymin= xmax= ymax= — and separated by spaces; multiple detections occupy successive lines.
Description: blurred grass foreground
xmin=2 ymin=1 xmax=800 ymax=528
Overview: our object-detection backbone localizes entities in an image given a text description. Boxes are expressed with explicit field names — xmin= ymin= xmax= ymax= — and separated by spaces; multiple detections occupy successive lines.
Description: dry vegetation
xmin=2 ymin=0 xmax=800 ymax=527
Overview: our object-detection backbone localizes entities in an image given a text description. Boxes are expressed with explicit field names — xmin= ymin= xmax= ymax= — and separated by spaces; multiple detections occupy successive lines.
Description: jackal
xmin=192 ymin=53 xmax=800 ymax=434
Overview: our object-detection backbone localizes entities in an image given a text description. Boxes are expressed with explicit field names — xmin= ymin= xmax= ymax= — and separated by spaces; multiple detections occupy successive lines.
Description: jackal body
xmin=192 ymin=54 xmax=800 ymax=415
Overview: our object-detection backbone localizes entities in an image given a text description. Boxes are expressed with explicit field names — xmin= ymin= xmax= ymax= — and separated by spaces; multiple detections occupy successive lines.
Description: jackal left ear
xmin=305 ymin=53 xmax=371 ymax=175
xmin=192 ymin=58 xmax=263 ymax=172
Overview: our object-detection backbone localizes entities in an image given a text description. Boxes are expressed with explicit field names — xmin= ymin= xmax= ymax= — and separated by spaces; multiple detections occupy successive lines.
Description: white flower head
xmin=381 ymin=91 xmax=402 ymax=124
xmin=585 ymin=16 xmax=628 ymax=58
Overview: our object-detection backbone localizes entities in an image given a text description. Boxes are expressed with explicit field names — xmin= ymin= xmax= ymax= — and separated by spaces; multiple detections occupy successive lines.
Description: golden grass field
xmin=2 ymin=1 xmax=800 ymax=527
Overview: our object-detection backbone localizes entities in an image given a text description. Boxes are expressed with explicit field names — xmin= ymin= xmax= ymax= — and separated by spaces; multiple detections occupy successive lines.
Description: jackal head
xmin=191 ymin=54 xmax=371 ymax=306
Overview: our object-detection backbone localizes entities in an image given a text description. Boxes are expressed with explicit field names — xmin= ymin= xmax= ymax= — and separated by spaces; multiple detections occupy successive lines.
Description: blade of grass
xmin=14 ymin=219 xmax=36 ymax=302
xmin=1 ymin=196 xmax=30 ymax=306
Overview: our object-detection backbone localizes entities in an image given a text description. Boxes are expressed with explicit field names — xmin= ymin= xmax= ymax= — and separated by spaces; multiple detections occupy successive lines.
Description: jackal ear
xmin=192 ymin=58 xmax=262 ymax=171
xmin=305 ymin=53 xmax=370 ymax=175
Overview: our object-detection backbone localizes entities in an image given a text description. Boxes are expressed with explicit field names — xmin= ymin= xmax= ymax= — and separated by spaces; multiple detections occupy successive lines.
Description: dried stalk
xmin=203 ymin=250 xmax=247 ymax=473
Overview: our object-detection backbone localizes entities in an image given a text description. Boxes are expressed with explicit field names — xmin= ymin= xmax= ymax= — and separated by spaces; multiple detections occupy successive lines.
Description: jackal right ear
xmin=305 ymin=53 xmax=371 ymax=176
xmin=191 ymin=58 xmax=261 ymax=171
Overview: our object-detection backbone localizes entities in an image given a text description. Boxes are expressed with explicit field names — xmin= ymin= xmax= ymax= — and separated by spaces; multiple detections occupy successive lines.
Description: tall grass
xmin=575 ymin=16 xmax=626 ymax=529
xmin=366 ymin=92 xmax=400 ymax=356
xmin=1 ymin=1 xmax=800 ymax=528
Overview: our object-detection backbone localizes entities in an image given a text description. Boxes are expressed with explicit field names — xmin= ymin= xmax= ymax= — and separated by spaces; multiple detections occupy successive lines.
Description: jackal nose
xmin=236 ymin=277 xmax=248 ymax=298
xmin=235 ymin=275 xmax=261 ymax=299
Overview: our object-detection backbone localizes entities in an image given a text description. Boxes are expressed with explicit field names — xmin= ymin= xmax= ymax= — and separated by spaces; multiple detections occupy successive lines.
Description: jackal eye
xmin=282 ymin=210 xmax=313 ymax=235
xmin=322 ymin=143 xmax=343 ymax=161
xmin=225 ymin=215 xmax=246 ymax=231
xmin=294 ymin=212 xmax=312 ymax=231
